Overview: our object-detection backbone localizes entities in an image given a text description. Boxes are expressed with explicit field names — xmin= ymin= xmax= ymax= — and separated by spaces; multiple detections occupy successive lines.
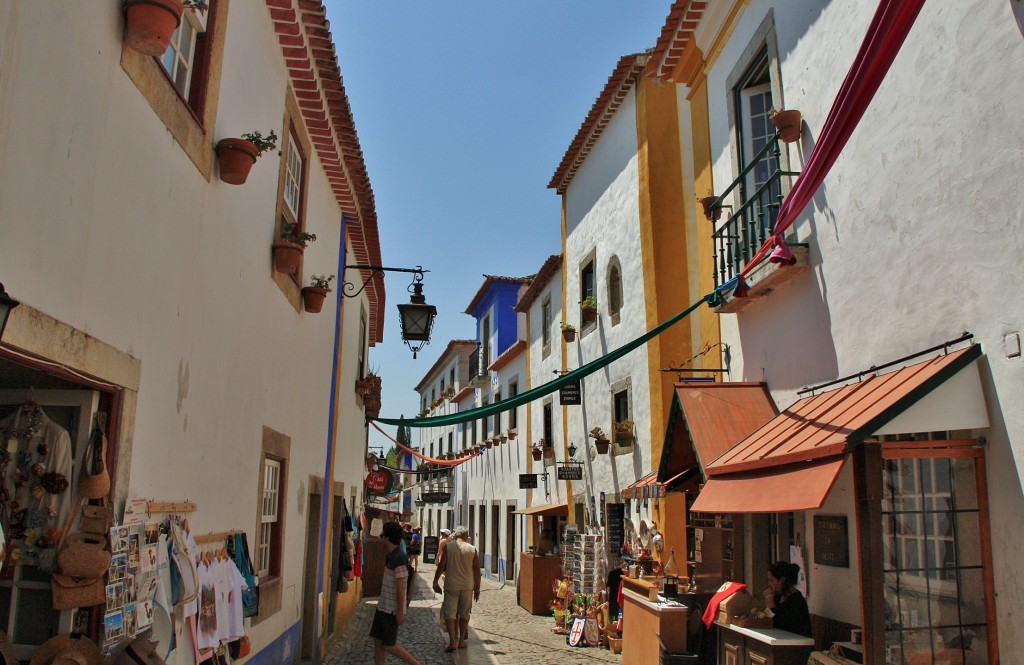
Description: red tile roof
xmin=514 ymin=255 xmax=562 ymax=313
xmin=548 ymin=52 xmax=650 ymax=195
xmin=267 ymin=0 xmax=385 ymax=342
xmin=645 ymin=1 xmax=709 ymax=80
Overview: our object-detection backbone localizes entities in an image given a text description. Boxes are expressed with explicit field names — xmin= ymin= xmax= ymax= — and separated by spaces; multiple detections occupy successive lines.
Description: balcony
xmin=707 ymin=134 xmax=807 ymax=313
xmin=468 ymin=347 xmax=489 ymax=388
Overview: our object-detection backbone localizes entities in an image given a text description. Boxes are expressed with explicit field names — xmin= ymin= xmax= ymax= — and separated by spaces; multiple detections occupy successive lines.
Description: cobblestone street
xmin=327 ymin=563 xmax=622 ymax=664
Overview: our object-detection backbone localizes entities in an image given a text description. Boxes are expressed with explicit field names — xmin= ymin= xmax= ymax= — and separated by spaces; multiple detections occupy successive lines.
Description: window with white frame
xmin=283 ymin=136 xmax=303 ymax=216
xmin=161 ymin=11 xmax=202 ymax=96
xmin=257 ymin=457 xmax=282 ymax=577
xmin=541 ymin=297 xmax=552 ymax=358
xmin=607 ymin=258 xmax=623 ymax=323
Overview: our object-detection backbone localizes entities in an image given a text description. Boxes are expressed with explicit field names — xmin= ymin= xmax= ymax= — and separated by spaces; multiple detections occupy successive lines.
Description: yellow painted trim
xmin=558 ymin=198 xmax=575 ymax=524
xmin=703 ymin=0 xmax=750 ymax=74
xmin=635 ymin=78 xmax=691 ymax=467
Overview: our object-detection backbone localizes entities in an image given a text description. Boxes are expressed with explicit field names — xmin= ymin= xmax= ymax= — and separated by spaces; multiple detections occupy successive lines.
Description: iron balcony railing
xmin=707 ymin=133 xmax=801 ymax=289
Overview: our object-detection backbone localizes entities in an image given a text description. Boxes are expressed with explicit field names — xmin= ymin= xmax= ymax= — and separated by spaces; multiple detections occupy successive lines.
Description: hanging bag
xmin=79 ymin=427 xmax=110 ymax=500
xmin=80 ymin=501 xmax=114 ymax=535
xmin=232 ymin=533 xmax=260 ymax=618
xmin=56 ymin=531 xmax=111 ymax=578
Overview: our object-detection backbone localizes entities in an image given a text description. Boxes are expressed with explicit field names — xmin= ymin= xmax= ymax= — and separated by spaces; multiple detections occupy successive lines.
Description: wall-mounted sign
xmin=813 ymin=515 xmax=849 ymax=567
xmin=556 ymin=464 xmax=583 ymax=481
xmin=366 ymin=469 xmax=393 ymax=496
xmin=559 ymin=381 xmax=581 ymax=405
xmin=420 ymin=491 xmax=451 ymax=504
xmin=519 ymin=474 xmax=538 ymax=489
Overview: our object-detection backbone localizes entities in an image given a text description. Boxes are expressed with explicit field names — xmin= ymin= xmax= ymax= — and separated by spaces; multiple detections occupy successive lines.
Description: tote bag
xmin=232 ymin=533 xmax=260 ymax=618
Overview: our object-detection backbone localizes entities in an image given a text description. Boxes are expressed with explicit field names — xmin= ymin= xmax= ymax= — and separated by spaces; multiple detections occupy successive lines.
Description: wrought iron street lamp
xmin=567 ymin=441 xmax=578 ymax=460
xmin=0 ymin=282 xmax=20 ymax=342
xmin=343 ymin=265 xmax=437 ymax=358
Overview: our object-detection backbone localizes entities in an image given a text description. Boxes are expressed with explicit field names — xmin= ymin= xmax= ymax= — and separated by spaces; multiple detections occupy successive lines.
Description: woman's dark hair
xmin=768 ymin=560 xmax=801 ymax=587
xmin=382 ymin=521 xmax=404 ymax=546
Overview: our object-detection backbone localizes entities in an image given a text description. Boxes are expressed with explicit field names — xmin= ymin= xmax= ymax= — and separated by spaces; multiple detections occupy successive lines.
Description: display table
xmin=518 ymin=553 xmax=563 ymax=615
xmin=621 ymin=587 xmax=690 ymax=665
xmin=717 ymin=622 xmax=814 ymax=665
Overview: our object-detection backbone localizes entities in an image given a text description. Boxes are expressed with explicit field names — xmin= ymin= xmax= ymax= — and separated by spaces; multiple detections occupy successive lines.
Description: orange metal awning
xmin=690 ymin=456 xmax=847 ymax=513
xmin=674 ymin=383 xmax=778 ymax=471
xmin=513 ymin=502 xmax=569 ymax=517
xmin=622 ymin=468 xmax=696 ymax=500
xmin=706 ymin=345 xmax=982 ymax=476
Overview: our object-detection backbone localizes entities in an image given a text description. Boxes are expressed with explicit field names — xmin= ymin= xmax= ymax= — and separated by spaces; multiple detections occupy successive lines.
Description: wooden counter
xmin=717 ymin=622 xmax=814 ymax=665
xmin=518 ymin=553 xmax=563 ymax=615
xmin=621 ymin=588 xmax=690 ymax=665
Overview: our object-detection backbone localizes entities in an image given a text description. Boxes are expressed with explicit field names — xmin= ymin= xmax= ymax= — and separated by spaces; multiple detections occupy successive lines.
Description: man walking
xmin=432 ymin=525 xmax=480 ymax=652
xmin=369 ymin=521 xmax=421 ymax=665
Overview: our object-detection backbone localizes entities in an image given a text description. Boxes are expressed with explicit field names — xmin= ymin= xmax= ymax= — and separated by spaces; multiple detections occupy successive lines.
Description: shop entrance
xmin=0 ymin=382 xmax=107 ymax=661
xmin=505 ymin=504 xmax=515 ymax=580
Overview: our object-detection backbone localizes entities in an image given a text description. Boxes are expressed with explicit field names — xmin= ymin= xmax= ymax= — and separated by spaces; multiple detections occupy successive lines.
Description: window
xmin=580 ymin=259 xmax=596 ymax=334
xmin=881 ymin=455 xmax=989 ymax=664
xmin=543 ymin=401 xmax=553 ymax=449
xmin=481 ymin=317 xmax=491 ymax=369
xmin=258 ymin=457 xmax=283 ymax=577
xmin=481 ymin=399 xmax=489 ymax=438
xmin=508 ymin=381 xmax=518 ymax=429
xmin=461 ymin=422 xmax=467 ymax=448
xmin=358 ymin=307 xmax=367 ymax=379
xmin=447 ymin=432 xmax=453 ymax=455
xmin=450 ymin=368 xmax=455 ymax=387
xmin=493 ymin=392 xmax=501 ymax=436
xmin=283 ymin=137 xmax=303 ymax=216
xmin=541 ymin=297 xmax=552 ymax=358
xmin=735 ymin=51 xmax=781 ymax=234
xmin=613 ymin=389 xmax=630 ymax=424
xmin=440 ymin=378 xmax=445 ymax=394
xmin=121 ymin=0 xmax=226 ymax=178
xmin=607 ymin=258 xmax=623 ymax=323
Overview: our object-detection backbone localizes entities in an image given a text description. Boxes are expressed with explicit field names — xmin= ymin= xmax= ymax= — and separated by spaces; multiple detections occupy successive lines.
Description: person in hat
xmin=436 ymin=528 xmax=451 ymax=567
xmin=432 ymin=525 xmax=480 ymax=652
xmin=369 ymin=521 xmax=421 ymax=665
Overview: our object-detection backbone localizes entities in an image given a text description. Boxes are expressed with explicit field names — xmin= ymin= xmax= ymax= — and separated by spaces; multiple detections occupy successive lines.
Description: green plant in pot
xmin=216 ymin=130 xmax=278 ymax=185
xmin=580 ymin=296 xmax=598 ymax=323
xmin=590 ymin=426 xmax=610 ymax=454
xmin=273 ymin=222 xmax=316 ymax=275
xmin=613 ymin=419 xmax=635 ymax=445
xmin=561 ymin=322 xmax=577 ymax=342
xmin=301 ymin=274 xmax=335 ymax=313
xmin=768 ymin=107 xmax=802 ymax=144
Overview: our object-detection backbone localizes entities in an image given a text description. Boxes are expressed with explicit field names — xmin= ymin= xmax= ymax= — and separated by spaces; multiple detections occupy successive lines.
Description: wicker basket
xmin=608 ymin=637 xmax=622 ymax=654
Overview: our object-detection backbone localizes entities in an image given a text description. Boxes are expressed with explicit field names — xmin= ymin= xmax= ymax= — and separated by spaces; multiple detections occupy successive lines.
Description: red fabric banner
xmin=742 ymin=0 xmax=927 ymax=277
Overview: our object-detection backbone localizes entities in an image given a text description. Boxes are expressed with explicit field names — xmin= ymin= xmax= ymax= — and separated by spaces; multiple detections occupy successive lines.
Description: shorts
xmin=441 ymin=588 xmax=474 ymax=621
xmin=369 ymin=609 xmax=399 ymax=646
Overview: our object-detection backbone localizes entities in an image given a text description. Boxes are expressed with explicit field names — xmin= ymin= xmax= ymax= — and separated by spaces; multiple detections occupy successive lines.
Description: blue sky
xmin=324 ymin=3 xmax=672 ymax=450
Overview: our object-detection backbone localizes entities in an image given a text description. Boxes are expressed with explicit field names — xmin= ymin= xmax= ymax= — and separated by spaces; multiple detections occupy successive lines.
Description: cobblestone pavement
xmin=326 ymin=563 xmax=622 ymax=665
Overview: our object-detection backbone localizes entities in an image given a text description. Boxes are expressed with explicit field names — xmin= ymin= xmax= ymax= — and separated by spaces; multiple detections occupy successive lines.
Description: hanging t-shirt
xmin=195 ymin=562 xmax=219 ymax=650
xmin=224 ymin=558 xmax=248 ymax=641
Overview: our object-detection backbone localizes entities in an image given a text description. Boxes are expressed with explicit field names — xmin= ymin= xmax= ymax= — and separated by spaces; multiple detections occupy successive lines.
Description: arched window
xmin=607 ymin=258 xmax=623 ymax=323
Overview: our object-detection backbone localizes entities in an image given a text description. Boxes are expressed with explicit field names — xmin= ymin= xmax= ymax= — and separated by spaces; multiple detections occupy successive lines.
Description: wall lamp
xmin=0 ymin=282 xmax=20 ymax=342
xmin=343 ymin=265 xmax=437 ymax=359
xmin=567 ymin=441 xmax=578 ymax=459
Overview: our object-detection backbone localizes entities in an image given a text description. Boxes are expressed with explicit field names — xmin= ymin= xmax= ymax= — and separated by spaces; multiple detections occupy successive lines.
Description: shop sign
xmin=420 ymin=491 xmax=451 ymax=504
xmin=518 ymin=473 xmax=538 ymax=489
xmin=366 ymin=469 xmax=393 ymax=496
xmin=558 ymin=381 xmax=581 ymax=405
xmin=813 ymin=515 xmax=849 ymax=567
xmin=556 ymin=464 xmax=583 ymax=481
xmin=605 ymin=503 xmax=625 ymax=554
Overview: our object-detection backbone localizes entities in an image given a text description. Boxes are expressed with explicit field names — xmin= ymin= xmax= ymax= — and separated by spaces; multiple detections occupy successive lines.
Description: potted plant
xmin=543 ymin=444 xmax=555 ymax=460
xmin=507 ymin=429 xmax=517 ymax=440
xmin=581 ymin=296 xmax=598 ymax=323
xmin=301 ymin=274 xmax=335 ymax=313
xmin=123 ymin=0 xmax=207 ymax=57
xmin=485 ymin=439 xmax=494 ymax=449
xmin=531 ymin=441 xmax=544 ymax=462
xmin=590 ymin=427 xmax=611 ymax=455
xmin=561 ymin=322 xmax=577 ymax=342
xmin=500 ymin=434 xmax=508 ymax=444
xmin=613 ymin=419 xmax=635 ymax=445
xmin=699 ymin=193 xmax=722 ymax=222
xmin=492 ymin=435 xmax=501 ymax=446
xmin=272 ymin=222 xmax=316 ymax=275
xmin=768 ymin=108 xmax=802 ymax=143
xmin=216 ymin=130 xmax=277 ymax=185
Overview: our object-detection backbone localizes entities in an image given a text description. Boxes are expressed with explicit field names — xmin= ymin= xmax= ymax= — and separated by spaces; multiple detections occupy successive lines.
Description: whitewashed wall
xmin=562 ymin=88 xmax=655 ymax=508
xmin=703 ymin=0 xmax=1024 ymax=657
xmin=0 ymin=1 xmax=368 ymax=654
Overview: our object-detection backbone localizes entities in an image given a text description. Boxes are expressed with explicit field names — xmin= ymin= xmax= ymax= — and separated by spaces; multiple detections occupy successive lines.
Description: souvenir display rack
xmin=568 ymin=532 xmax=602 ymax=596
xmin=685 ymin=491 xmax=743 ymax=589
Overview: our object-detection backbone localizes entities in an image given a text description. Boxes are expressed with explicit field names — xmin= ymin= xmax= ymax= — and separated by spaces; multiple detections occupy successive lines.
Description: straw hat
xmin=0 ymin=631 xmax=17 ymax=665
xmin=29 ymin=634 xmax=101 ymax=665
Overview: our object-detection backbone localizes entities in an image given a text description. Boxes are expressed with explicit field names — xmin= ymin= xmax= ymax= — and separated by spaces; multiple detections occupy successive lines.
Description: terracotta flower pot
xmin=699 ymin=196 xmax=722 ymax=222
xmin=543 ymin=447 xmax=555 ymax=460
xmin=508 ymin=430 xmax=517 ymax=440
xmin=272 ymin=241 xmax=303 ymax=275
xmin=562 ymin=328 xmax=577 ymax=342
xmin=595 ymin=438 xmax=611 ymax=455
xmin=124 ymin=0 xmax=184 ymax=56
xmin=301 ymin=286 xmax=329 ymax=313
xmin=770 ymin=109 xmax=802 ymax=143
xmin=215 ymin=139 xmax=260 ymax=185
xmin=581 ymin=306 xmax=598 ymax=323
xmin=486 ymin=440 xmax=493 ymax=449
xmin=615 ymin=431 xmax=634 ymax=445
xmin=531 ymin=449 xmax=543 ymax=462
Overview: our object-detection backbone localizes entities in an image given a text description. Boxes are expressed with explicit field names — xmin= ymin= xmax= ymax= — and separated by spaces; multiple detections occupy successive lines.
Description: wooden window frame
xmin=271 ymin=91 xmax=313 ymax=309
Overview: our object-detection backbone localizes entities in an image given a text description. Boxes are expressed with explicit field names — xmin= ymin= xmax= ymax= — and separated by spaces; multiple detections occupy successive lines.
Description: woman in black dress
xmin=762 ymin=561 xmax=812 ymax=637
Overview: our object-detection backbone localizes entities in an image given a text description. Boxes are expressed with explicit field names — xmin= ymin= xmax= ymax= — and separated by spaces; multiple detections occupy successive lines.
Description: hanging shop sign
xmin=558 ymin=381 xmax=581 ymax=405
xmin=813 ymin=515 xmax=849 ymax=567
xmin=419 ymin=490 xmax=451 ymax=504
xmin=605 ymin=502 xmax=625 ymax=555
xmin=365 ymin=469 xmax=394 ymax=496
xmin=556 ymin=464 xmax=583 ymax=481
xmin=518 ymin=474 xmax=538 ymax=489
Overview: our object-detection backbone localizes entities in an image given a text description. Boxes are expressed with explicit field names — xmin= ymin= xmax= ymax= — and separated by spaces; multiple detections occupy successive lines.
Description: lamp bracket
xmin=342 ymin=265 xmax=428 ymax=299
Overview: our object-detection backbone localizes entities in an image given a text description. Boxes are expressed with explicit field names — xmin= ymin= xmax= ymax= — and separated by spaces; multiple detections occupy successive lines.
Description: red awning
xmin=622 ymin=468 xmax=695 ymax=500
xmin=690 ymin=456 xmax=847 ymax=513
xmin=673 ymin=383 xmax=778 ymax=471
xmin=706 ymin=346 xmax=982 ymax=476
